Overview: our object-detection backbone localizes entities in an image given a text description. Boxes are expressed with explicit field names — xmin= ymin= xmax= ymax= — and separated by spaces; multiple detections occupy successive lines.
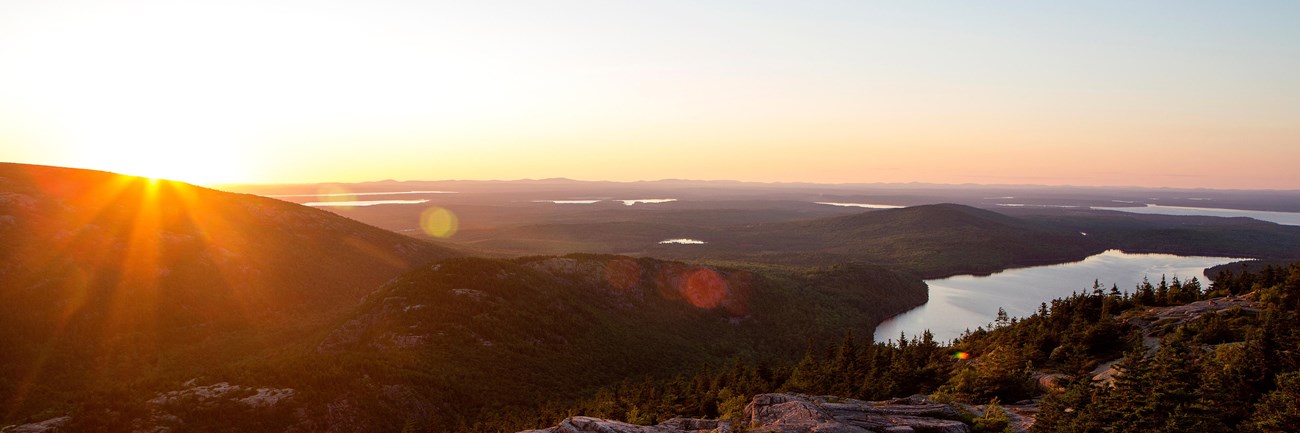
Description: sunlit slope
xmin=0 ymin=163 xmax=457 ymax=418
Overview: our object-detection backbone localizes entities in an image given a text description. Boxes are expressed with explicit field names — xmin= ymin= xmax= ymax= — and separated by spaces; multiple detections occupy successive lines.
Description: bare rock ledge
xmin=520 ymin=393 xmax=970 ymax=433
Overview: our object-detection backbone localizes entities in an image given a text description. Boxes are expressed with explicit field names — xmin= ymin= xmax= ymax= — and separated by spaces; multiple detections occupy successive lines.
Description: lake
xmin=533 ymin=199 xmax=602 ymax=204
xmin=304 ymin=199 xmax=431 ymax=207
xmin=872 ymin=250 xmax=1245 ymax=343
xmin=1091 ymin=204 xmax=1300 ymax=226
xmin=620 ymin=198 xmax=677 ymax=205
xmin=270 ymin=190 xmax=456 ymax=198
xmin=659 ymin=238 xmax=706 ymax=244
xmin=814 ymin=202 xmax=905 ymax=209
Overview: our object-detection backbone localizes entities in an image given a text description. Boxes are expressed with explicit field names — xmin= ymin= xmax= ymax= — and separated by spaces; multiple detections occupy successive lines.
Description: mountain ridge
xmin=0 ymin=163 xmax=460 ymax=420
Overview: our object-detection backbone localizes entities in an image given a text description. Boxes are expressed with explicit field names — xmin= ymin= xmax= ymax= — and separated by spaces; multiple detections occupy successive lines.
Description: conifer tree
xmin=1246 ymin=371 xmax=1300 ymax=433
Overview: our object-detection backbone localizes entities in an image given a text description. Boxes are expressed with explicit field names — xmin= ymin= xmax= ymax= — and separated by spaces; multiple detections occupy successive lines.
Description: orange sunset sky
xmin=1 ymin=1 xmax=1298 ymax=189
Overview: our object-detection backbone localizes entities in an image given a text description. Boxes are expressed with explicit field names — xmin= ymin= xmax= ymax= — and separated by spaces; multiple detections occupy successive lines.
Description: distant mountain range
xmin=216 ymin=177 xmax=1300 ymax=277
xmin=448 ymin=202 xmax=1300 ymax=278
xmin=646 ymin=203 xmax=1106 ymax=277
xmin=222 ymin=177 xmax=1300 ymax=212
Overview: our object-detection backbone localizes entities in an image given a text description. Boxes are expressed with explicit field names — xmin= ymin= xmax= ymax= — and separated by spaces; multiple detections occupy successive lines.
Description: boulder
xmin=521 ymin=393 xmax=972 ymax=433
xmin=522 ymin=416 xmax=730 ymax=433
xmin=746 ymin=394 xmax=969 ymax=433
xmin=2 ymin=416 xmax=71 ymax=433
xmin=1032 ymin=373 xmax=1068 ymax=393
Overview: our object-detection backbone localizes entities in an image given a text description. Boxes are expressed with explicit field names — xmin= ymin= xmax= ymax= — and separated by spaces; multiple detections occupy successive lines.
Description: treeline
xmin=463 ymin=331 xmax=956 ymax=433
xmin=1035 ymin=264 xmax=1300 ymax=432
xmin=475 ymin=263 xmax=1300 ymax=433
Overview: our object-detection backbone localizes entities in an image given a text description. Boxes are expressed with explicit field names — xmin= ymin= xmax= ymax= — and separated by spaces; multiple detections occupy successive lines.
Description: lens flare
xmin=682 ymin=268 xmax=728 ymax=309
xmin=954 ymin=351 xmax=971 ymax=360
xmin=316 ymin=185 xmax=356 ymax=208
xmin=419 ymin=207 xmax=458 ymax=238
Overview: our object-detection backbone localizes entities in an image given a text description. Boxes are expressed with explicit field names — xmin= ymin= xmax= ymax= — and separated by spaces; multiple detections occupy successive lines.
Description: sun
xmin=69 ymin=137 xmax=250 ymax=186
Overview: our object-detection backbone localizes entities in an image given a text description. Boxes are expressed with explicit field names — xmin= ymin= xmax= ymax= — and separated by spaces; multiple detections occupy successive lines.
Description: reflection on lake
xmin=873 ymin=250 xmax=1244 ymax=343
xmin=997 ymin=203 xmax=1080 ymax=208
xmin=659 ymin=238 xmax=706 ymax=245
xmin=534 ymin=200 xmax=601 ymax=204
xmin=1092 ymin=204 xmax=1300 ymax=226
xmin=814 ymin=202 xmax=905 ymax=209
xmin=271 ymin=190 xmax=456 ymax=198
xmin=619 ymin=199 xmax=677 ymax=206
xmin=305 ymin=199 xmax=430 ymax=207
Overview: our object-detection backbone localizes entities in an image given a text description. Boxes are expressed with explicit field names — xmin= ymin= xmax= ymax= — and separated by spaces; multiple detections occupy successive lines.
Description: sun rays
xmin=0 ymin=163 xmax=461 ymax=421
xmin=4 ymin=169 xmax=260 ymax=417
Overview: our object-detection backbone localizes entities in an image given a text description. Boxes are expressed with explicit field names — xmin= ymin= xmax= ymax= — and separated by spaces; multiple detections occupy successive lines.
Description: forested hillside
xmin=1 ymin=251 xmax=927 ymax=431
xmin=462 ymin=204 xmax=1107 ymax=278
xmin=507 ymin=263 xmax=1300 ymax=433
xmin=427 ymin=201 xmax=1300 ymax=280
xmin=1009 ymin=207 xmax=1300 ymax=260
xmin=250 ymin=255 xmax=927 ymax=432
xmin=0 ymin=164 xmax=458 ymax=426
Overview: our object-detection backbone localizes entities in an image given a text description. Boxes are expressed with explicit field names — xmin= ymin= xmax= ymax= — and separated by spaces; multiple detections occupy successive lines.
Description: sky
xmin=1 ymin=0 xmax=1298 ymax=188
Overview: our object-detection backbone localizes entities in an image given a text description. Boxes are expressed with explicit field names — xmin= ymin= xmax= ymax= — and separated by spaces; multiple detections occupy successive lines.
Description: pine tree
xmin=995 ymin=307 xmax=1011 ymax=329
xmin=781 ymin=340 xmax=821 ymax=394
xmin=1136 ymin=277 xmax=1157 ymax=305
xmin=1246 ymin=371 xmax=1300 ymax=433
xmin=1156 ymin=275 xmax=1170 ymax=306
xmin=1142 ymin=331 xmax=1204 ymax=430
xmin=829 ymin=333 xmax=860 ymax=396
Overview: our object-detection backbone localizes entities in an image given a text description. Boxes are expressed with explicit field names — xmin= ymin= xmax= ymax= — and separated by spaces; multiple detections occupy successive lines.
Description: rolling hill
xmin=427 ymin=202 xmax=1300 ymax=279
xmin=0 ymin=163 xmax=459 ymax=422
xmin=1003 ymin=206 xmax=1300 ymax=259
xmin=458 ymin=204 xmax=1107 ymax=278
xmin=704 ymin=203 xmax=1105 ymax=277
xmin=0 ymin=164 xmax=929 ymax=431
xmin=106 ymin=255 xmax=926 ymax=432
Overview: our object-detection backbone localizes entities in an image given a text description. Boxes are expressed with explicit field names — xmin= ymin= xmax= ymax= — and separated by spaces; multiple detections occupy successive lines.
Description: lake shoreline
xmin=873 ymin=249 xmax=1248 ymax=343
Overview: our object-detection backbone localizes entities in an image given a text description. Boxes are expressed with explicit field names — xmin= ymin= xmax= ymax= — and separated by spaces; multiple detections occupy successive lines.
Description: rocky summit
xmin=520 ymin=393 xmax=975 ymax=433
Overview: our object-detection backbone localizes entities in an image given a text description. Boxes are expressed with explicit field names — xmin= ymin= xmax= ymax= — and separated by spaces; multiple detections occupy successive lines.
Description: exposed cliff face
xmin=520 ymin=393 xmax=975 ymax=433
